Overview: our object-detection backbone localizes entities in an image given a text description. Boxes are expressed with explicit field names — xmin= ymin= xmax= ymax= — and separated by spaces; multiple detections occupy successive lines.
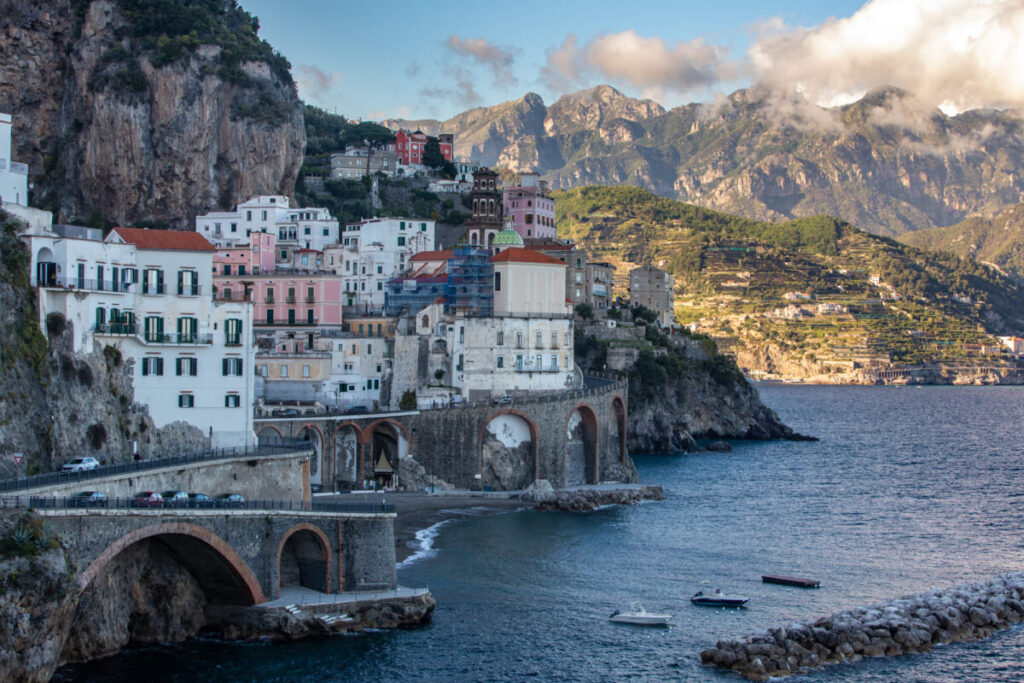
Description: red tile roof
xmin=111 ymin=227 xmax=215 ymax=252
xmin=410 ymin=249 xmax=454 ymax=261
xmin=491 ymin=248 xmax=566 ymax=265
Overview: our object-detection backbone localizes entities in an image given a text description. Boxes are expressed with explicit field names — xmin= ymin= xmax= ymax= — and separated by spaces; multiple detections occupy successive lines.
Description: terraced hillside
xmin=557 ymin=186 xmax=1024 ymax=382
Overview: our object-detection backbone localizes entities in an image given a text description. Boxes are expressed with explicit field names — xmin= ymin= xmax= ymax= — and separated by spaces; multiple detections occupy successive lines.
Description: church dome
xmin=492 ymin=228 xmax=524 ymax=247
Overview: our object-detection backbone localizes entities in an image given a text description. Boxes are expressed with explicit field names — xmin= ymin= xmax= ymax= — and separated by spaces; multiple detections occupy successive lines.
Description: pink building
xmin=503 ymin=172 xmax=556 ymax=239
xmin=395 ymin=130 xmax=453 ymax=166
xmin=213 ymin=232 xmax=276 ymax=280
xmin=214 ymin=272 xmax=343 ymax=329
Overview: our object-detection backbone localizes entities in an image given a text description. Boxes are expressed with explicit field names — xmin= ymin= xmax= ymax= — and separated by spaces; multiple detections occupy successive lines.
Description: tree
xmin=423 ymin=136 xmax=445 ymax=169
xmin=575 ymin=303 xmax=594 ymax=320
xmin=398 ymin=390 xmax=417 ymax=410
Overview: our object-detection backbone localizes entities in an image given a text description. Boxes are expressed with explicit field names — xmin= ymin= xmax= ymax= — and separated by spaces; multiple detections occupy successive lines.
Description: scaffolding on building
xmin=446 ymin=246 xmax=493 ymax=317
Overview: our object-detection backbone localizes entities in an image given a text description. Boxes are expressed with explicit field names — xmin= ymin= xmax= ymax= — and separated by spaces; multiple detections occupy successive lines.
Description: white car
xmin=61 ymin=457 xmax=100 ymax=473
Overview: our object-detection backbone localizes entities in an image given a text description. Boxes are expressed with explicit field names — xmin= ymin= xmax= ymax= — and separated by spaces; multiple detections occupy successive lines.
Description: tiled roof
xmin=111 ymin=227 xmax=215 ymax=252
xmin=410 ymin=249 xmax=454 ymax=261
xmin=491 ymin=248 xmax=565 ymax=265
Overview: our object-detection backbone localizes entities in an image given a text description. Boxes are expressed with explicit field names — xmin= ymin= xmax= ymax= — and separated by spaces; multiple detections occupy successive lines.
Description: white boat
xmin=609 ymin=602 xmax=671 ymax=626
xmin=691 ymin=589 xmax=749 ymax=607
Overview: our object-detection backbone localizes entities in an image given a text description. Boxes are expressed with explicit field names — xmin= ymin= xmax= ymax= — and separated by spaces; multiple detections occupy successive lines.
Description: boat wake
xmin=397 ymin=519 xmax=451 ymax=569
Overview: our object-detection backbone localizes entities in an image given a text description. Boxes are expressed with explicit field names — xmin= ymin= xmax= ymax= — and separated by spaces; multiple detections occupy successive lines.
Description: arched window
xmin=421 ymin=314 xmax=429 ymax=328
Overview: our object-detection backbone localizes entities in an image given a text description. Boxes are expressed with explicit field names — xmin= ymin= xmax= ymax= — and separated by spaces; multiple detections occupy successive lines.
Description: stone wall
xmin=22 ymin=451 xmax=312 ymax=502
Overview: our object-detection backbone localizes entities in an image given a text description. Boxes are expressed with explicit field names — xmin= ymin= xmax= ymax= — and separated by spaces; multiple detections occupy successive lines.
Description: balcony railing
xmin=306 ymin=295 xmax=316 ymax=303
xmin=286 ymin=295 xmax=297 ymax=303
xmin=94 ymin=323 xmax=137 ymax=336
xmin=514 ymin=364 xmax=561 ymax=373
xmin=141 ymin=332 xmax=214 ymax=345
xmin=40 ymin=277 xmax=133 ymax=293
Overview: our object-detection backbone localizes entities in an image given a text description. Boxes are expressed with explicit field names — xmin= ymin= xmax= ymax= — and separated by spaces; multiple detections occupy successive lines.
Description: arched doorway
xmin=566 ymin=405 xmax=598 ymax=486
xmin=480 ymin=412 xmax=536 ymax=490
xmin=611 ymin=397 xmax=627 ymax=462
xmin=257 ymin=425 xmax=283 ymax=447
xmin=333 ymin=423 xmax=361 ymax=490
xmin=35 ymin=246 xmax=56 ymax=286
xmin=278 ymin=526 xmax=330 ymax=594
xmin=297 ymin=425 xmax=324 ymax=489
xmin=367 ymin=420 xmax=408 ymax=490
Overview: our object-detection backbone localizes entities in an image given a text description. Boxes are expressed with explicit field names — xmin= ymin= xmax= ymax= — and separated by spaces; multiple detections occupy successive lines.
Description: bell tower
xmin=464 ymin=167 xmax=502 ymax=249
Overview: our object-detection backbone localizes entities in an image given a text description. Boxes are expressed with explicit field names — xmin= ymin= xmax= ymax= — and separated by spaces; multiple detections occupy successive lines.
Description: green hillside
xmin=556 ymin=186 xmax=1024 ymax=376
xmin=900 ymin=205 xmax=1024 ymax=281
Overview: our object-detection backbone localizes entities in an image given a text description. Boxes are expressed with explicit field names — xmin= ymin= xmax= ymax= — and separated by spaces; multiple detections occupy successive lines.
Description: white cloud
xmin=445 ymin=35 xmax=518 ymax=87
xmin=749 ymin=0 xmax=1024 ymax=113
xmin=542 ymin=30 xmax=731 ymax=96
xmin=294 ymin=64 xmax=342 ymax=105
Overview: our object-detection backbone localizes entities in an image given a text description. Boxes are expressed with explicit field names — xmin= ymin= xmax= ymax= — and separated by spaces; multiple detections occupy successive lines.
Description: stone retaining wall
xmin=700 ymin=572 xmax=1024 ymax=680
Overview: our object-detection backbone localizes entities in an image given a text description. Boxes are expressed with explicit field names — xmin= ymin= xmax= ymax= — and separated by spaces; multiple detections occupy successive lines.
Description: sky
xmin=239 ymin=0 xmax=1024 ymax=121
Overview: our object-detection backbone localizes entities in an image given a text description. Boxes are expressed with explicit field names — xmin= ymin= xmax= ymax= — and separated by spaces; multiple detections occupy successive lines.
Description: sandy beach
xmin=320 ymin=492 xmax=527 ymax=564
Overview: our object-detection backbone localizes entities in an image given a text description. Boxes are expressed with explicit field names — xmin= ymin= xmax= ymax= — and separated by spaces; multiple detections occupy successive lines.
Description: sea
xmin=56 ymin=385 xmax=1024 ymax=682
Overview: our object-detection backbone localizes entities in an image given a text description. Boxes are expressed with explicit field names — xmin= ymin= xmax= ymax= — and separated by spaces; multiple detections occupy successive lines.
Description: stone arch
xmin=276 ymin=523 xmax=332 ymax=596
xmin=565 ymin=403 xmax=599 ymax=486
xmin=611 ymin=395 xmax=627 ymax=462
xmin=257 ymin=425 xmax=284 ymax=446
xmin=364 ymin=419 xmax=409 ymax=489
xmin=478 ymin=410 xmax=538 ymax=490
xmin=35 ymin=246 xmax=56 ymax=286
xmin=297 ymin=423 xmax=325 ymax=488
xmin=331 ymin=421 xmax=363 ymax=490
xmin=78 ymin=523 xmax=264 ymax=605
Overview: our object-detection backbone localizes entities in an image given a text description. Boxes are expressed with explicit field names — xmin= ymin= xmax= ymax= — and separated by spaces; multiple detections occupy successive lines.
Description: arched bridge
xmin=255 ymin=377 xmax=629 ymax=491
xmin=3 ymin=498 xmax=397 ymax=606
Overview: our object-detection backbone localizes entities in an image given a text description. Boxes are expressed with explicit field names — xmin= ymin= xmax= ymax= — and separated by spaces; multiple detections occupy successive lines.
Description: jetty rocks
xmin=701 ymin=572 xmax=1024 ymax=680
xmin=520 ymin=480 xmax=664 ymax=511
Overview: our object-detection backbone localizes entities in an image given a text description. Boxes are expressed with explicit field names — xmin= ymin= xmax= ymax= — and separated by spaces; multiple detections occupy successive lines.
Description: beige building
xmin=330 ymin=146 xmax=397 ymax=179
xmin=629 ymin=264 xmax=675 ymax=327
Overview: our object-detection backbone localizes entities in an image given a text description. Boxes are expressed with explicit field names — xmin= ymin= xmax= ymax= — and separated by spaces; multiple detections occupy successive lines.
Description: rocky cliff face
xmin=0 ymin=211 xmax=204 ymax=477
xmin=0 ymin=0 xmax=304 ymax=227
xmin=389 ymin=84 xmax=1024 ymax=236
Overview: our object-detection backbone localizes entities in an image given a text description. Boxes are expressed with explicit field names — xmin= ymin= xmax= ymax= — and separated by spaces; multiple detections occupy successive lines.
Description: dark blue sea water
xmin=57 ymin=386 xmax=1024 ymax=682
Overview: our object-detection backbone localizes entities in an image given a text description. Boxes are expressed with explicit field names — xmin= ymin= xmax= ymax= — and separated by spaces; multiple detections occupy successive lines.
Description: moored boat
xmin=691 ymin=589 xmax=749 ymax=607
xmin=762 ymin=574 xmax=820 ymax=588
xmin=609 ymin=602 xmax=672 ymax=626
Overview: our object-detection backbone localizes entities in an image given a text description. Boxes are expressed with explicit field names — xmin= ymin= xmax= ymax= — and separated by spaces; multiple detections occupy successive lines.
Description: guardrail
xmin=0 ymin=442 xmax=310 ymax=494
xmin=0 ymin=496 xmax=395 ymax=514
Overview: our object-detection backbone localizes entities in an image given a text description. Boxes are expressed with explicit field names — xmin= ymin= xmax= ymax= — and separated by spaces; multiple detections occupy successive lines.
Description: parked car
xmin=130 ymin=491 xmax=163 ymax=508
xmin=214 ymin=493 xmax=246 ymax=508
xmin=61 ymin=457 xmax=100 ymax=473
xmin=278 ymin=408 xmax=300 ymax=417
xmin=187 ymin=492 xmax=214 ymax=508
xmin=69 ymin=491 xmax=108 ymax=508
xmin=160 ymin=490 xmax=189 ymax=507
xmin=493 ymin=394 xmax=513 ymax=405
xmin=344 ymin=405 xmax=368 ymax=415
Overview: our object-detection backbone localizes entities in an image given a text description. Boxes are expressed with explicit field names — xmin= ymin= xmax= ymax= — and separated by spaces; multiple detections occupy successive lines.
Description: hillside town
xmin=5 ymin=117 xmax=678 ymax=478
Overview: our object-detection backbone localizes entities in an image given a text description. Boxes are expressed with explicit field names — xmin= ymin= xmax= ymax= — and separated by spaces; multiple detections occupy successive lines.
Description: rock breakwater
xmin=520 ymin=480 xmax=663 ymax=511
xmin=700 ymin=572 xmax=1024 ymax=680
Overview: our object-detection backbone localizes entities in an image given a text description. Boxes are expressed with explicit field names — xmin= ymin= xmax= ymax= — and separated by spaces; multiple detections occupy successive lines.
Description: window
xmin=421 ymin=223 xmax=427 ymax=232
xmin=552 ymin=332 xmax=558 ymax=347
xmin=225 ymin=318 xmax=243 ymax=345
xmin=526 ymin=214 xmax=534 ymax=224
xmin=339 ymin=383 xmax=348 ymax=393
xmin=377 ymin=265 xmax=383 ymax=274
xmin=96 ymin=265 xmax=104 ymax=291
xmin=497 ymin=356 xmax=504 ymax=368
xmin=400 ymin=221 xmax=406 ymax=230
xmin=246 ymin=210 xmax=252 ymax=221
xmin=536 ymin=331 xmax=543 ymax=348
xmin=516 ymin=332 xmax=523 ymax=348
xmin=230 ymin=222 xmax=237 ymax=233
xmin=141 ymin=356 xmax=164 ymax=376
xmin=551 ymin=354 xmax=559 ymax=370
xmin=459 ymin=327 xmax=465 ymax=343
xmin=225 ymin=394 xmax=240 ymax=408
xmin=261 ymin=210 xmax=267 ymax=220
xmin=564 ymin=333 xmax=570 ymax=346
xmin=266 ymin=310 xmax=274 ymax=324
xmin=280 ymin=250 xmax=287 ymax=259
xmin=178 ymin=393 xmax=195 ymax=408
xmin=144 ymin=315 xmax=164 ymax=343
xmin=238 ymin=265 xmax=246 ymax=276
xmin=377 ymin=281 xmax=382 ymax=291
xmin=266 ymin=288 xmax=275 ymax=303
xmin=398 ymin=236 xmax=406 ymax=246
xmin=307 ymin=310 xmax=314 ymax=324
xmin=177 ymin=316 xmax=197 ymax=343
xmin=142 ymin=268 xmax=164 ymax=294
xmin=494 ymin=272 xmax=501 ymax=291
xmin=222 ymin=264 xmax=231 ymax=275
xmin=421 ymin=315 xmax=429 ymax=328
xmin=222 ymin=357 xmax=243 ymax=376
xmin=287 ymin=287 xmax=296 ymax=303
xmin=175 ymin=357 xmax=198 ymax=376
xmin=258 ymin=365 xmax=268 ymax=377
xmin=95 ymin=306 xmax=106 ymax=329
xmin=323 ymin=228 xmax=329 ymax=236
xmin=306 ymin=286 xmax=314 ymax=303
xmin=223 ymin=288 xmax=233 ymax=300
xmin=515 ymin=354 xmax=523 ymax=369
xmin=497 ymin=331 xmax=504 ymax=346
xmin=302 ymin=365 xmax=311 ymax=378
xmin=304 ymin=227 xmax=310 ymax=235
xmin=367 ymin=344 xmax=373 ymax=354
xmin=456 ymin=354 xmax=463 ymax=371
xmin=280 ymin=365 xmax=288 ymax=378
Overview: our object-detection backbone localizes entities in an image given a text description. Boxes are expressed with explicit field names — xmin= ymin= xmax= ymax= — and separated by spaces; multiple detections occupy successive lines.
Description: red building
xmin=395 ymin=130 xmax=453 ymax=166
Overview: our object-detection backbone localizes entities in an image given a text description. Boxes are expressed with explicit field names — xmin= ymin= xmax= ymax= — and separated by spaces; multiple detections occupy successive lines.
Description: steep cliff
xmin=0 ymin=0 xmax=304 ymax=228
xmin=388 ymin=85 xmax=1024 ymax=237
xmin=0 ymin=210 xmax=204 ymax=477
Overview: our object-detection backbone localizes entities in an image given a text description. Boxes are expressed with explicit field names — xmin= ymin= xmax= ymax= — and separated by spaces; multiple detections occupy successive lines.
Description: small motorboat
xmin=691 ymin=589 xmax=749 ymax=608
xmin=609 ymin=602 xmax=671 ymax=626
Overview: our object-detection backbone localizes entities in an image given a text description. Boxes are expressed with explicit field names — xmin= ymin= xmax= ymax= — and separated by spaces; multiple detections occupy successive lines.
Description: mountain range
xmin=386 ymin=85 xmax=1024 ymax=238
xmin=900 ymin=204 xmax=1024 ymax=281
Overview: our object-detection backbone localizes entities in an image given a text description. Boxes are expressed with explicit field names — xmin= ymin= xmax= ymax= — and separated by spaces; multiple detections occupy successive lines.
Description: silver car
xmin=62 ymin=457 xmax=100 ymax=473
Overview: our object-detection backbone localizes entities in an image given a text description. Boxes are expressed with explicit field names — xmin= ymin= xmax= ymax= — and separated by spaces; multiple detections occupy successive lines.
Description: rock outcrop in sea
xmin=700 ymin=573 xmax=1024 ymax=680
xmin=520 ymin=480 xmax=663 ymax=511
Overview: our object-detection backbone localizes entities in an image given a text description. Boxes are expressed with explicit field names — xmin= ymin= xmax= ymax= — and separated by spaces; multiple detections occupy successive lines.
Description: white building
xmin=391 ymin=246 xmax=574 ymax=405
xmin=329 ymin=217 xmax=435 ymax=311
xmin=26 ymin=224 xmax=256 ymax=448
xmin=195 ymin=195 xmax=339 ymax=254
xmin=0 ymin=113 xmax=28 ymax=207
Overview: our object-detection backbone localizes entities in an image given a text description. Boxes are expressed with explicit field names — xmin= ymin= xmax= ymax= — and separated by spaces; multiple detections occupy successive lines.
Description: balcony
xmin=140 ymin=332 xmax=213 ymax=345
xmin=514 ymin=363 xmax=560 ymax=373
xmin=94 ymin=323 xmax=137 ymax=336
xmin=40 ymin=277 xmax=133 ymax=294
xmin=306 ymin=295 xmax=316 ymax=303
xmin=286 ymin=295 xmax=297 ymax=304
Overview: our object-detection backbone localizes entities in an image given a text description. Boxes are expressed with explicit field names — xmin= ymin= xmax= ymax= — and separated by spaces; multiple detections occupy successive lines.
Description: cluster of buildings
xmin=329 ymin=129 xmax=458 ymax=181
xmin=9 ymin=94 xmax=676 ymax=455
